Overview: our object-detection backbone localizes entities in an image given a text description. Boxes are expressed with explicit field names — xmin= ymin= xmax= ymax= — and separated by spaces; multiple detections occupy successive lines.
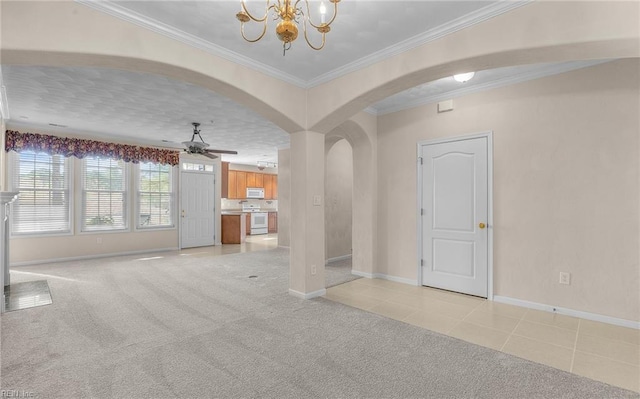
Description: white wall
xmin=325 ymin=139 xmax=353 ymax=260
xmin=377 ymin=60 xmax=639 ymax=322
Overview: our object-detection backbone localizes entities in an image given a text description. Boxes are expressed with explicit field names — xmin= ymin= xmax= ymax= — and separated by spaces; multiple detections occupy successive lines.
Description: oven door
xmin=250 ymin=212 xmax=268 ymax=235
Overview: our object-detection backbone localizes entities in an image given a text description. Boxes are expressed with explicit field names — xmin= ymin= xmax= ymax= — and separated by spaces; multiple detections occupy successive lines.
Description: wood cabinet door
xmin=268 ymin=212 xmax=277 ymax=233
xmin=264 ymin=174 xmax=273 ymax=199
xmin=246 ymin=213 xmax=251 ymax=235
xmin=255 ymin=173 xmax=264 ymax=188
xmin=228 ymin=170 xmax=238 ymax=199
xmin=272 ymin=175 xmax=277 ymax=199
xmin=246 ymin=172 xmax=256 ymax=188
xmin=236 ymin=171 xmax=247 ymax=198
xmin=221 ymin=162 xmax=229 ymax=198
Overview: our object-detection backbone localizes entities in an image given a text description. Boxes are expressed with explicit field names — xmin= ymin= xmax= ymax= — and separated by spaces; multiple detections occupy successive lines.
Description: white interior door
xmin=180 ymin=169 xmax=215 ymax=249
xmin=420 ymin=136 xmax=489 ymax=297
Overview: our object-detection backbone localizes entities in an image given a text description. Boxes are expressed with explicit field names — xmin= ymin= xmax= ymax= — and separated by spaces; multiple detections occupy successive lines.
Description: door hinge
xmin=418 ymin=157 xmax=423 ymax=165
xmin=420 ymin=259 xmax=424 ymax=266
xmin=421 ymin=208 xmax=425 ymax=216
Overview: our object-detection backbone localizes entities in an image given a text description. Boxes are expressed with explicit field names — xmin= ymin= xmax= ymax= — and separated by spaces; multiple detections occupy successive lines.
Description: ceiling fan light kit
xmin=179 ymin=122 xmax=238 ymax=160
xmin=236 ymin=0 xmax=340 ymax=55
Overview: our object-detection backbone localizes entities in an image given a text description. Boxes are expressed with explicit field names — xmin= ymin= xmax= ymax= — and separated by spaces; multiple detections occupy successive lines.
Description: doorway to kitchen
xmin=417 ymin=132 xmax=493 ymax=298
xmin=180 ymin=161 xmax=216 ymax=249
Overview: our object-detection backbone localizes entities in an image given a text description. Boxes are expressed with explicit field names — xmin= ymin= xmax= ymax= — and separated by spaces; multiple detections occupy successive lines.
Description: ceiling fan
xmin=170 ymin=122 xmax=238 ymax=160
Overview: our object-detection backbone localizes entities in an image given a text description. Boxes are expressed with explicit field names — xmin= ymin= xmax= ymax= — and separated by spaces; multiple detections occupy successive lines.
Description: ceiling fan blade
xmin=201 ymin=152 xmax=219 ymax=160
xmin=205 ymin=149 xmax=238 ymax=155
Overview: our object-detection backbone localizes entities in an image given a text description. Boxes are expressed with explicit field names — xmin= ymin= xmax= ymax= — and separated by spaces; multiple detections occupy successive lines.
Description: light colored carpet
xmin=1 ymin=248 xmax=637 ymax=398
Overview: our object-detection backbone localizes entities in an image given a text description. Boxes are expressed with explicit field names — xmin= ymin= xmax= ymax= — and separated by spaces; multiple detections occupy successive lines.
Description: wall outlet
xmin=559 ymin=272 xmax=571 ymax=285
xmin=311 ymin=265 xmax=317 ymax=275
xmin=96 ymin=237 xmax=102 ymax=244
xmin=313 ymin=195 xmax=322 ymax=206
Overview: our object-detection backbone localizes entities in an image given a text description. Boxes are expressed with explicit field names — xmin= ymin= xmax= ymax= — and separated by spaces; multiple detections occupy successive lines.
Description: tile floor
xmin=325 ymin=278 xmax=640 ymax=393
xmin=177 ymin=233 xmax=279 ymax=257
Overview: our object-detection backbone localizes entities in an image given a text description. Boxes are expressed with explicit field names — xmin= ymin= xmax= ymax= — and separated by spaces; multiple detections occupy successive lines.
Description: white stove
xmin=242 ymin=204 xmax=268 ymax=235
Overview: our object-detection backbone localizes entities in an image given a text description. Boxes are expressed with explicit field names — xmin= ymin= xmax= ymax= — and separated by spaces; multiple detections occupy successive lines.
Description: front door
xmin=180 ymin=164 xmax=215 ymax=248
xmin=420 ymin=135 xmax=490 ymax=297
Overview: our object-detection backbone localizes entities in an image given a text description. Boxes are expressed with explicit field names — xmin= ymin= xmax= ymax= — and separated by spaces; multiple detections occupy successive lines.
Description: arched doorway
xmin=324 ymin=138 xmax=354 ymax=287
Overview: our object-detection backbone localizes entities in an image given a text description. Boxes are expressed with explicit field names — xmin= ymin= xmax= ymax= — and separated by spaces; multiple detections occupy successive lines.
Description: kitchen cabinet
xmin=236 ymin=171 xmax=247 ymax=199
xmin=246 ymin=172 xmax=256 ymax=188
xmin=228 ymin=170 xmax=237 ymax=199
xmin=223 ymin=169 xmax=277 ymax=199
xmin=221 ymin=214 xmax=246 ymax=244
xmin=272 ymin=176 xmax=278 ymax=199
xmin=264 ymin=174 xmax=273 ymax=199
xmin=263 ymin=174 xmax=278 ymax=199
xmin=221 ymin=162 xmax=229 ymax=199
xmin=246 ymin=213 xmax=251 ymax=235
xmin=268 ymin=212 xmax=277 ymax=233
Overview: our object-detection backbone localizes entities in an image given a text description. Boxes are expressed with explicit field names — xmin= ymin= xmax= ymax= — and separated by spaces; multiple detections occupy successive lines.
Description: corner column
xmin=289 ymin=131 xmax=326 ymax=299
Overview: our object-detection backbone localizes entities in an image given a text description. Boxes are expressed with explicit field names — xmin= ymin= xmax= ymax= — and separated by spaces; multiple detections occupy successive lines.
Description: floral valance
xmin=5 ymin=130 xmax=180 ymax=166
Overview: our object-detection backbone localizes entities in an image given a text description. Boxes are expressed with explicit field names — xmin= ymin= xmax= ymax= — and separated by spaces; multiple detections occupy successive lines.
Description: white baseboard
xmin=351 ymin=270 xmax=419 ymax=286
xmin=351 ymin=270 xmax=373 ymax=279
xmin=289 ymin=288 xmax=326 ymax=300
xmin=493 ymin=295 xmax=640 ymax=330
xmin=11 ymin=247 xmax=180 ymax=267
xmin=374 ymin=273 xmax=419 ymax=286
xmin=278 ymin=245 xmax=290 ymax=249
xmin=326 ymin=254 xmax=352 ymax=264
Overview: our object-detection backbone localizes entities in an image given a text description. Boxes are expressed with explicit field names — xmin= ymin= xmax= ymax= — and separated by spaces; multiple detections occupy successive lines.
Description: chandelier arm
xmin=241 ymin=0 xmax=271 ymax=22
xmin=302 ymin=17 xmax=326 ymax=51
xmin=303 ymin=0 xmax=338 ymax=29
xmin=240 ymin=20 xmax=268 ymax=43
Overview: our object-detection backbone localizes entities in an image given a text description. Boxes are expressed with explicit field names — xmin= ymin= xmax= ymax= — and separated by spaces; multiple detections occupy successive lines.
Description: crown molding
xmin=75 ymin=0 xmax=308 ymax=88
xmin=363 ymin=107 xmax=378 ymax=116
xmin=77 ymin=0 xmax=531 ymax=89
xmin=305 ymin=0 xmax=534 ymax=88
xmin=373 ymin=60 xmax=610 ymax=115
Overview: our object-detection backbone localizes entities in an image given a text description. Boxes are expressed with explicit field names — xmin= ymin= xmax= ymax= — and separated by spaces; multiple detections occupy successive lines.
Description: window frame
xmin=135 ymin=162 xmax=177 ymax=231
xmin=80 ymin=156 xmax=130 ymax=233
xmin=8 ymin=150 xmax=74 ymax=238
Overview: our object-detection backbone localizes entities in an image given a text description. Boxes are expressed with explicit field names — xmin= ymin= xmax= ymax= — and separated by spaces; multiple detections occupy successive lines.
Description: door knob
xmin=479 ymin=222 xmax=486 ymax=229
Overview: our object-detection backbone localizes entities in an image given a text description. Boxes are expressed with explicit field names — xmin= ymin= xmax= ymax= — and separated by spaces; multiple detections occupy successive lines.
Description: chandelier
xmin=236 ymin=0 xmax=340 ymax=55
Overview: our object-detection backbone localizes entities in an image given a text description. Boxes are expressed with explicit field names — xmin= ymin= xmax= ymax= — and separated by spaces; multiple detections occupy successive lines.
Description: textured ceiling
xmin=2 ymin=66 xmax=289 ymax=165
xmin=2 ymin=0 xmax=598 ymax=167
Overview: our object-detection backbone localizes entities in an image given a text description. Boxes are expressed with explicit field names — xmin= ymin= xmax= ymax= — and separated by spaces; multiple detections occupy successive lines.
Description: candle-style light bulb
xmin=319 ymin=1 xmax=327 ymax=23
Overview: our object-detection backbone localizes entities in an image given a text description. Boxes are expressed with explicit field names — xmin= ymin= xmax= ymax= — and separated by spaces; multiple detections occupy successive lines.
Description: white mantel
xmin=1 ymin=192 xmax=19 ymax=313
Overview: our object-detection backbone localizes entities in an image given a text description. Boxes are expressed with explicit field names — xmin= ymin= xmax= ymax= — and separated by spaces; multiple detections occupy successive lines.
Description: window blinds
xmin=10 ymin=151 xmax=71 ymax=235
xmin=138 ymin=162 xmax=174 ymax=228
xmin=82 ymin=156 xmax=127 ymax=231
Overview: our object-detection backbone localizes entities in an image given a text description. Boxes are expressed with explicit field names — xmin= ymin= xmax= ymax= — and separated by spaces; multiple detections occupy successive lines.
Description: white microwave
xmin=246 ymin=187 xmax=264 ymax=199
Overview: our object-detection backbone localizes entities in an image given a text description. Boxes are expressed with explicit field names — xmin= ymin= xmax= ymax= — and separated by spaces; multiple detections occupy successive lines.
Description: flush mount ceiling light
xmin=236 ymin=0 xmax=340 ymax=55
xmin=453 ymin=72 xmax=475 ymax=83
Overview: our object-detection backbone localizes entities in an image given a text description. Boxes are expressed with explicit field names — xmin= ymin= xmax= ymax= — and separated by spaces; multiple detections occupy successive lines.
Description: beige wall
xmin=325 ymin=139 xmax=353 ymax=260
xmin=277 ymin=148 xmax=291 ymax=248
xmin=377 ymin=60 xmax=639 ymax=322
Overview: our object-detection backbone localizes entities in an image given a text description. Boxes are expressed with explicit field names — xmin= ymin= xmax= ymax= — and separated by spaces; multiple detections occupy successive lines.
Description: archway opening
xmin=324 ymin=138 xmax=355 ymax=287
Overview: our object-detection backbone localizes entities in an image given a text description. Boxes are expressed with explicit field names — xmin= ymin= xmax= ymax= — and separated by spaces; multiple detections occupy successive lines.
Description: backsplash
xmin=221 ymin=198 xmax=278 ymax=212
